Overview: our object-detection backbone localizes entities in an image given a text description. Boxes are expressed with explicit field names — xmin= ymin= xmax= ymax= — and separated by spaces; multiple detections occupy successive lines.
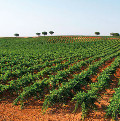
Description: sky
xmin=0 ymin=0 xmax=120 ymax=37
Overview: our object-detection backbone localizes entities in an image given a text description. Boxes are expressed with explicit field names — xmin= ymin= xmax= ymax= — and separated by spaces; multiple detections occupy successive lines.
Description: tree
xmin=14 ymin=33 xmax=19 ymax=37
xmin=110 ymin=33 xmax=114 ymax=36
xmin=110 ymin=33 xmax=119 ymax=36
xmin=36 ymin=33 xmax=41 ymax=37
xmin=42 ymin=31 xmax=47 ymax=36
xmin=49 ymin=31 xmax=54 ymax=35
xmin=114 ymin=33 xmax=119 ymax=36
xmin=95 ymin=32 xmax=100 ymax=35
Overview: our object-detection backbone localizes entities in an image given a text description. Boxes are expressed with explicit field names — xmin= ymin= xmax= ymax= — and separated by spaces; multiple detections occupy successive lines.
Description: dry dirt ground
xmin=0 ymin=66 xmax=120 ymax=121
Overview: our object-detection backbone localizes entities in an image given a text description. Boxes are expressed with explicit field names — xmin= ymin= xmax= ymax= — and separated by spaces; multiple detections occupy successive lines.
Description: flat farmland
xmin=0 ymin=36 xmax=120 ymax=121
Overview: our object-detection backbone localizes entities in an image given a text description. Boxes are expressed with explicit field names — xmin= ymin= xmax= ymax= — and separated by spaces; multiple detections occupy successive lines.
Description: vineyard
xmin=0 ymin=36 xmax=120 ymax=121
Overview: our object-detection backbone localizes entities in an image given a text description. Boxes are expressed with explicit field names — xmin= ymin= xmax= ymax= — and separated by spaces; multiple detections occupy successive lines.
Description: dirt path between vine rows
xmin=86 ymin=66 xmax=120 ymax=121
xmin=0 ymin=60 xmax=119 ymax=121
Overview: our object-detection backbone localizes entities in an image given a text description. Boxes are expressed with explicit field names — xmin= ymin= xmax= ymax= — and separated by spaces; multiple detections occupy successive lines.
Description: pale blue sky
xmin=0 ymin=0 xmax=120 ymax=37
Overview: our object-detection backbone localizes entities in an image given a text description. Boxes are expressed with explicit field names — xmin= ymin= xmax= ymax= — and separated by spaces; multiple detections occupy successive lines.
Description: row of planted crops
xmin=0 ymin=36 xmax=120 ymax=120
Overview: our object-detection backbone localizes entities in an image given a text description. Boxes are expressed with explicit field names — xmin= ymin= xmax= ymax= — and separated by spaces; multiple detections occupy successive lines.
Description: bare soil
xmin=0 ymin=61 xmax=119 ymax=121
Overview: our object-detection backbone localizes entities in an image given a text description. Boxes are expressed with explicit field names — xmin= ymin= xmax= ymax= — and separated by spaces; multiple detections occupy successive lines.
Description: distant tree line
xmin=95 ymin=32 xmax=119 ymax=36
xmin=14 ymin=31 xmax=120 ymax=37
xmin=14 ymin=31 xmax=54 ymax=37
xmin=36 ymin=31 xmax=54 ymax=36
xmin=110 ymin=33 xmax=119 ymax=36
